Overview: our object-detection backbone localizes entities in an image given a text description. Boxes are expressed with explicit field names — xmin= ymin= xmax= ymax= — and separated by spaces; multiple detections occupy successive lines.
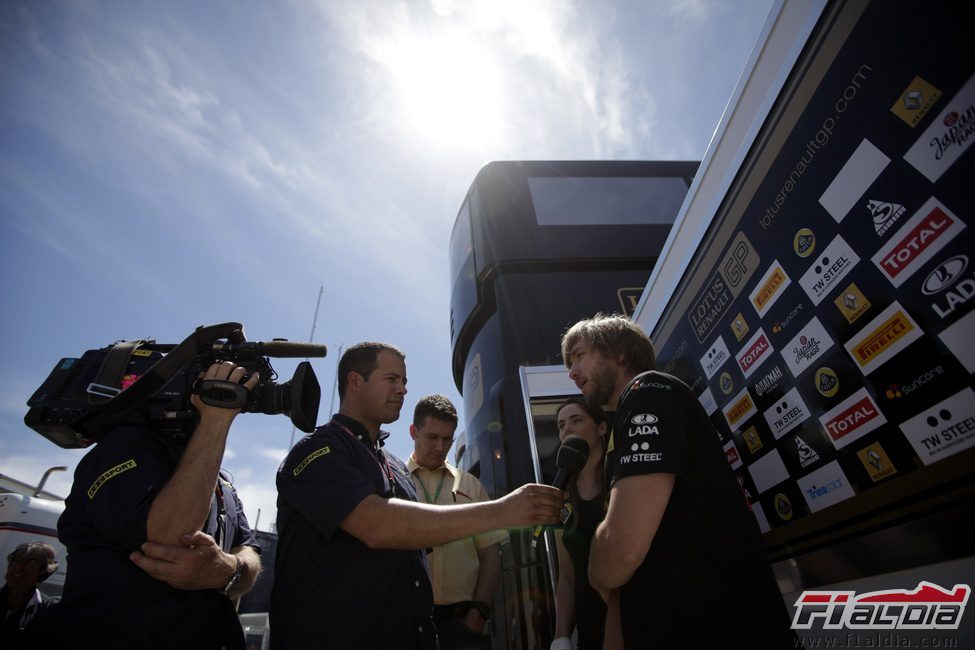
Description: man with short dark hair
xmin=1 ymin=542 xmax=59 ymax=645
xmin=30 ymin=361 xmax=262 ymax=650
xmin=271 ymin=343 xmax=563 ymax=649
xmin=561 ymin=314 xmax=794 ymax=648
xmin=408 ymin=394 xmax=506 ymax=650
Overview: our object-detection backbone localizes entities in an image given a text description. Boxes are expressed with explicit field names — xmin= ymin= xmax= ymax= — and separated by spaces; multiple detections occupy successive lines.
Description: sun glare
xmin=382 ymin=33 xmax=506 ymax=147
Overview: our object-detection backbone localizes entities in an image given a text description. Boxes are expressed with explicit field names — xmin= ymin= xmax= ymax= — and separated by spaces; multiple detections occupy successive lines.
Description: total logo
xmin=898 ymin=387 xmax=975 ymax=466
xmin=792 ymin=582 xmax=970 ymax=630
xmin=763 ymin=387 xmax=810 ymax=439
xmin=866 ymin=199 xmax=905 ymax=236
xmin=736 ymin=328 xmax=774 ymax=379
xmin=799 ymin=235 xmax=860 ymax=305
xmin=724 ymin=439 xmax=743 ymax=470
xmin=818 ymin=387 xmax=887 ymax=450
xmin=871 ymin=197 xmax=966 ymax=287
xmin=885 ymin=365 xmax=944 ymax=400
xmin=796 ymin=460 xmax=855 ymax=513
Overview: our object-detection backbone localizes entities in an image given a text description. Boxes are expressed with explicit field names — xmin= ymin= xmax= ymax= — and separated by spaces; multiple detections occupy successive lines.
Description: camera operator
xmin=26 ymin=361 xmax=262 ymax=650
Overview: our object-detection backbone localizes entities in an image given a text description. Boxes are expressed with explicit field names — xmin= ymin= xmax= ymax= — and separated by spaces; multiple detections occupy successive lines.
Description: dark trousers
xmin=433 ymin=604 xmax=489 ymax=650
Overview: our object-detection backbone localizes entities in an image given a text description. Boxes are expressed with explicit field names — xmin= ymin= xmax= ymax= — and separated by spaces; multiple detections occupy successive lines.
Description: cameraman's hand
xmin=497 ymin=484 xmax=565 ymax=528
xmin=130 ymin=531 xmax=234 ymax=591
xmin=191 ymin=361 xmax=260 ymax=423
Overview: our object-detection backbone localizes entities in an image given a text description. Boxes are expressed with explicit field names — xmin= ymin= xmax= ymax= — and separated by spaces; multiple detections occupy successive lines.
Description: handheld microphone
xmin=532 ymin=435 xmax=590 ymax=544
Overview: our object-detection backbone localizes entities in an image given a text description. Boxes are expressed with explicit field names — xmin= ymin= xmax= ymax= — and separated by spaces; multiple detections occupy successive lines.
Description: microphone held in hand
xmin=532 ymin=435 xmax=590 ymax=543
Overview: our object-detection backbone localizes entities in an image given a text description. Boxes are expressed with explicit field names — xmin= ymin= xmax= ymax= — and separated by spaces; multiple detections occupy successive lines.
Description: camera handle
xmin=194 ymin=379 xmax=251 ymax=409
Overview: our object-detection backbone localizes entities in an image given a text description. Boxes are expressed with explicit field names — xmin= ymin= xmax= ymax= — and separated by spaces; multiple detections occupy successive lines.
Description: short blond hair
xmin=561 ymin=313 xmax=656 ymax=374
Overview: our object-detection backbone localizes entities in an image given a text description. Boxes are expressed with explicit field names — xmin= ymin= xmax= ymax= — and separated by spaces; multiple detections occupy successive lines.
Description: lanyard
xmin=333 ymin=419 xmax=397 ymax=498
xmin=415 ymin=469 xmax=447 ymax=504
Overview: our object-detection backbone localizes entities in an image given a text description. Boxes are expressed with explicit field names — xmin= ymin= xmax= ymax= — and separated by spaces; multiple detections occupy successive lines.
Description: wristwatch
xmin=467 ymin=601 xmax=490 ymax=621
xmin=220 ymin=555 xmax=244 ymax=596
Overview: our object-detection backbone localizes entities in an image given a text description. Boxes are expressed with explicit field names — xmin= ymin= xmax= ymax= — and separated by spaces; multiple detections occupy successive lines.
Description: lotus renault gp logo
xmin=631 ymin=413 xmax=658 ymax=425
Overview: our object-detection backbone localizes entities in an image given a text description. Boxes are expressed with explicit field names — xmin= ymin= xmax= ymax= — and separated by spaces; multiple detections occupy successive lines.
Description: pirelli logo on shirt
xmin=88 ymin=459 xmax=137 ymax=499
xmin=293 ymin=446 xmax=331 ymax=476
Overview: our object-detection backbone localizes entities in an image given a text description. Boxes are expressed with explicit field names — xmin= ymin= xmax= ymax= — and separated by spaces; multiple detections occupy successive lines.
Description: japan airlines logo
xmin=793 ymin=582 xmax=970 ymax=630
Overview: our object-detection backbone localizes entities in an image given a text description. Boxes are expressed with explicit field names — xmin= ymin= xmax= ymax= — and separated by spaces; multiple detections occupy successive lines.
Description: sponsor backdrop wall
xmin=649 ymin=0 xmax=973 ymax=561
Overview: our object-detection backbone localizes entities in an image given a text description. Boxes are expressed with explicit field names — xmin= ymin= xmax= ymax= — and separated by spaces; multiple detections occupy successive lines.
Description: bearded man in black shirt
xmin=561 ymin=314 xmax=796 ymax=648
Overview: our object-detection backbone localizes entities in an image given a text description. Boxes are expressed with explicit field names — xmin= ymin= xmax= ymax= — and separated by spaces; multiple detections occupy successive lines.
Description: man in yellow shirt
xmin=408 ymin=394 xmax=508 ymax=650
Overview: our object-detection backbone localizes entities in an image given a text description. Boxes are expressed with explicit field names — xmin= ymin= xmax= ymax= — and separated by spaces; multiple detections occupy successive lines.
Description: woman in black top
xmin=551 ymin=398 xmax=608 ymax=650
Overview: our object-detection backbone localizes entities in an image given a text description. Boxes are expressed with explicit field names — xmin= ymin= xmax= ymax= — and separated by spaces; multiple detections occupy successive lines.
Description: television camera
xmin=24 ymin=323 xmax=327 ymax=449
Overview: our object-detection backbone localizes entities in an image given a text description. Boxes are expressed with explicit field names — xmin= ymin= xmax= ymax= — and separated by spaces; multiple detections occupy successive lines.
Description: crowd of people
xmin=5 ymin=314 xmax=794 ymax=649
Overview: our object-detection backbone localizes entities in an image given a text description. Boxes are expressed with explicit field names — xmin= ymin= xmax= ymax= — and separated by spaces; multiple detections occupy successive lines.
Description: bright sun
xmin=382 ymin=33 xmax=506 ymax=147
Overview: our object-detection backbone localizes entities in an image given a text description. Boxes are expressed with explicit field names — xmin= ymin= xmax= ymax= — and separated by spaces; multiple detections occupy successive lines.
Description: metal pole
xmin=33 ymin=466 xmax=67 ymax=497
xmin=289 ymin=284 xmax=324 ymax=449
xmin=328 ymin=344 xmax=343 ymax=419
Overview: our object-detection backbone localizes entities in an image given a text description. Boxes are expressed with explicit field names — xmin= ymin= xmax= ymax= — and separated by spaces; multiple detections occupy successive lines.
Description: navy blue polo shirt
xmin=270 ymin=414 xmax=436 ymax=650
xmin=50 ymin=426 xmax=258 ymax=649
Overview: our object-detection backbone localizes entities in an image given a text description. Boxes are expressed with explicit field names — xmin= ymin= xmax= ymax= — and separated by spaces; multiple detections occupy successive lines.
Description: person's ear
xmin=598 ymin=421 xmax=608 ymax=436
xmin=409 ymin=424 xmax=418 ymax=440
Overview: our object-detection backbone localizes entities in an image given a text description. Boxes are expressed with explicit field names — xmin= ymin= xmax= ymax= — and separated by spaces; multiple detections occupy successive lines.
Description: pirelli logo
xmin=88 ymin=459 xmax=137 ymax=499
xmin=844 ymin=302 xmax=922 ymax=375
xmin=749 ymin=260 xmax=790 ymax=318
xmin=293 ymin=446 xmax=331 ymax=476
xmin=723 ymin=388 xmax=757 ymax=430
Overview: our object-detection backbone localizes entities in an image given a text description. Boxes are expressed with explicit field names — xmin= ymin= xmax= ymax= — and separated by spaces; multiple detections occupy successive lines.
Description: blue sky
xmin=0 ymin=0 xmax=774 ymax=531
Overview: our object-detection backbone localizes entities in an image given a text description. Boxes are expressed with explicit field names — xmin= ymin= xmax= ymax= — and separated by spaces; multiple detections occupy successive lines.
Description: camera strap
xmin=87 ymin=339 xmax=152 ymax=405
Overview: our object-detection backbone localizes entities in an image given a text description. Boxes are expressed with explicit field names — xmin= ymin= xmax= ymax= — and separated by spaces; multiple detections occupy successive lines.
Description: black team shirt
xmin=270 ymin=414 xmax=436 ymax=649
xmin=607 ymin=371 xmax=796 ymax=647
